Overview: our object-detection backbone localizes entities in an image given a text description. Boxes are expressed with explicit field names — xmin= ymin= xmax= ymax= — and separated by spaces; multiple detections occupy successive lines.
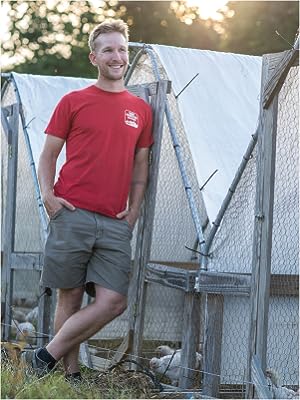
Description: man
xmin=21 ymin=19 xmax=153 ymax=381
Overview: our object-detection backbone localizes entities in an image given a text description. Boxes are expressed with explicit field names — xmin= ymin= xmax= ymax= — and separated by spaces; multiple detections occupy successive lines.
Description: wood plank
xmin=202 ymin=294 xmax=224 ymax=398
xmin=179 ymin=293 xmax=201 ymax=389
xmin=37 ymin=287 xmax=52 ymax=347
xmin=263 ymin=38 xmax=299 ymax=108
xmin=2 ymin=103 xmax=19 ymax=340
xmin=79 ymin=294 xmax=93 ymax=368
xmin=10 ymin=252 xmax=43 ymax=270
xmin=251 ymin=355 xmax=272 ymax=399
xmin=247 ymin=53 xmax=279 ymax=398
xmin=129 ymin=80 xmax=171 ymax=364
xmin=147 ymin=263 xmax=298 ymax=295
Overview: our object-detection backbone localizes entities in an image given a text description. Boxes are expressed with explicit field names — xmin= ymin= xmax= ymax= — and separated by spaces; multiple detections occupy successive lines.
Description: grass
xmin=1 ymin=351 xmax=160 ymax=399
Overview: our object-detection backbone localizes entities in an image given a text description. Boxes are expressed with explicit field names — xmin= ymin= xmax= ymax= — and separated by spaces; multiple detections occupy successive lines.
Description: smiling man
xmin=21 ymin=19 xmax=153 ymax=381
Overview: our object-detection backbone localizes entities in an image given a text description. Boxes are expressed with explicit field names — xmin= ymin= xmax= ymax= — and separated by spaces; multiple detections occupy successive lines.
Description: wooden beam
xmin=146 ymin=263 xmax=298 ymax=295
xmin=251 ymin=355 xmax=272 ymax=399
xmin=197 ymin=271 xmax=251 ymax=295
xmin=202 ymin=294 xmax=224 ymax=398
xmin=10 ymin=252 xmax=43 ymax=270
xmin=179 ymin=293 xmax=201 ymax=389
xmin=2 ymin=103 xmax=19 ymax=340
xmin=130 ymin=80 xmax=171 ymax=365
xmin=247 ymin=53 xmax=280 ymax=398
xmin=263 ymin=39 xmax=299 ymax=108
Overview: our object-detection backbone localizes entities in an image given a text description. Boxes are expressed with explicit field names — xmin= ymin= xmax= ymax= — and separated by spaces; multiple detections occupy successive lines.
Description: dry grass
xmin=1 ymin=349 xmax=161 ymax=399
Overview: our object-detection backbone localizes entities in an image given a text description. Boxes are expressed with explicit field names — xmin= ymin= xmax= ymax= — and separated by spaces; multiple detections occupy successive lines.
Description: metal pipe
xmin=125 ymin=46 xmax=147 ymax=86
xmin=128 ymin=44 xmax=206 ymax=262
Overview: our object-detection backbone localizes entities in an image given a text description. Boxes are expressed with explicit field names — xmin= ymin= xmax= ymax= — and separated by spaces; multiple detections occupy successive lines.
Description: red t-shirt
xmin=45 ymin=85 xmax=153 ymax=218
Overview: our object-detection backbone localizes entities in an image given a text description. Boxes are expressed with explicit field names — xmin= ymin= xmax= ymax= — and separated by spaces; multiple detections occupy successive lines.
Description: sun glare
xmin=185 ymin=0 xmax=228 ymax=20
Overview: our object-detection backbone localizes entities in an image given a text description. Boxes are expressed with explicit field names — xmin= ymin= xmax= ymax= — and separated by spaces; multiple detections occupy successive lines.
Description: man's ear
xmin=89 ymin=52 xmax=97 ymax=66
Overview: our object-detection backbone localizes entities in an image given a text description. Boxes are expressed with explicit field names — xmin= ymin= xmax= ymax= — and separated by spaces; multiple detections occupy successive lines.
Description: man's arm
xmin=116 ymin=147 xmax=150 ymax=227
xmin=38 ymin=135 xmax=75 ymax=217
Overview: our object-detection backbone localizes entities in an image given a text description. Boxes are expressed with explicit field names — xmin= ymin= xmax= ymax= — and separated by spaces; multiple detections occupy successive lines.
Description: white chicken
xmin=150 ymin=348 xmax=202 ymax=386
xmin=266 ymin=368 xmax=299 ymax=399
xmin=12 ymin=321 xmax=36 ymax=345
xmin=150 ymin=352 xmax=182 ymax=386
xmin=155 ymin=345 xmax=202 ymax=368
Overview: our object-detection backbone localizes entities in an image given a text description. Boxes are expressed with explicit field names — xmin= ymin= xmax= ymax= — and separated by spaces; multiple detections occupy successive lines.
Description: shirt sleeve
xmin=45 ymin=94 xmax=72 ymax=139
xmin=136 ymin=103 xmax=154 ymax=148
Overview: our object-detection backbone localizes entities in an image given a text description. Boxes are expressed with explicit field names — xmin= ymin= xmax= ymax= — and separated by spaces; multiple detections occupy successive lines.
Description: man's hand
xmin=43 ymin=190 xmax=75 ymax=218
xmin=116 ymin=207 xmax=139 ymax=229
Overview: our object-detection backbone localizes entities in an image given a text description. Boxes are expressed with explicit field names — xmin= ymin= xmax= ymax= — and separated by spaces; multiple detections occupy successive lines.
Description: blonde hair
xmin=89 ymin=19 xmax=129 ymax=51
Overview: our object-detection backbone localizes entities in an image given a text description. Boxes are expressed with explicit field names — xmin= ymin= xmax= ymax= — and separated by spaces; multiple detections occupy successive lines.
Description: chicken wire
xmin=266 ymin=65 xmax=299 ymax=386
xmin=1 ymin=78 xmax=42 ymax=335
xmin=202 ymin=64 xmax=299 ymax=389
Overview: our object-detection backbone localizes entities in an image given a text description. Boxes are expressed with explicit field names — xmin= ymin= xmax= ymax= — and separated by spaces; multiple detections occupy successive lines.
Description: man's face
xmin=89 ymin=32 xmax=129 ymax=81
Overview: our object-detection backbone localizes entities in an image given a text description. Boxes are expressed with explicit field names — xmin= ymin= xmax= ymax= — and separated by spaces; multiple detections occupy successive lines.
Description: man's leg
xmin=54 ymin=287 xmax=84 ymax=374
xmin=46 ymin=285 xmax=127 ymax=362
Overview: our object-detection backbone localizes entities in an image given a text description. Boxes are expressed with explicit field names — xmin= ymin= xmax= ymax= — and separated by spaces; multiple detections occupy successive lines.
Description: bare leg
xmin=46 ymin=285 xmax=127 ymax=361
xmin=54 ymin=287 xmax=84 ymax=374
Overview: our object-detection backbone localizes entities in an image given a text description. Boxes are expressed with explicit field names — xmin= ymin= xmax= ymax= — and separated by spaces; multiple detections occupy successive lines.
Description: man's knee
xmin=94 ymin=286 xmax=127 ymax=318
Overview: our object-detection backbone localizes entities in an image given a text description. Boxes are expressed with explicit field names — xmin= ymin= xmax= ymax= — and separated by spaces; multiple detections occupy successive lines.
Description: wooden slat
xmin=179 ymin=292 xmax=201 ymax=389
xmin=129 ymin=80 xmax=171 ymax=364
xmin=202 ymin=294 xmax=224 ymax=398
xmin=2 ymin=103 xmax=19 ymax=340
xmin=263 ymin=38 xmax=299 ymax=108
xmin=247 ymin=53 xmax=279 ymax=398
xmin=251 ymin=355 xmax=272 ymax=399
xmin=146 ymin=263 xmax=298 ymax=296
xmin=10 ymin=252 xmax=43 ymax=270
xmin=197 ymin=271 xmax=251 ymax=295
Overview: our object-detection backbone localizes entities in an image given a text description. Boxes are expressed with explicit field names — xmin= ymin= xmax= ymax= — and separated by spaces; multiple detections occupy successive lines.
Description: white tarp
xmin=152 ymin=45 xmax=262 ymax=221
xmin=12 ymin=44 xmax=262 ymax=222
xmin=12 ymin=73 xmax=94 ymax=173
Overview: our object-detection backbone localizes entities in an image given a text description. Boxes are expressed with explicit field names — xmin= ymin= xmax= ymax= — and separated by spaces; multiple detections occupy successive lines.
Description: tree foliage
xmin=2 ymin=0 xmax=299 ymax=77
xmin=219 ymin=1 xmax=299 ymax=55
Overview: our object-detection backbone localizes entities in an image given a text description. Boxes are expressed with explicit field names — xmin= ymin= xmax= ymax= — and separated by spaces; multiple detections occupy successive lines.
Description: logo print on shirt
xmin=124 ymin=110 xmax=139 ymax=129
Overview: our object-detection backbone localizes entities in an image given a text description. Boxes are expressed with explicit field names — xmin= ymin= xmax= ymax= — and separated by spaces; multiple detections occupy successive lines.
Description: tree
xmin=2 ymin=1 xmax=299 ymax=76
xmin=2 ymin=0 xmax=220 ymax=76
xmin=217 ymin=1 xmax=299 ymax=55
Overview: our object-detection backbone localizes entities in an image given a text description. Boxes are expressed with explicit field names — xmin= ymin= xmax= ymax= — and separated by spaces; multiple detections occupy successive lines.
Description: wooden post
xmin=130 ymin=80 xmax=170 ymax=363
xmin=202 ymin=293 xmax=224 ymax=398
xmin=2 ymin=104 xmax=19 ymax=340
xmin=37 ymin=287 xmax=52 ymax=347
xmin=247 ymin=53 xmax=281 ymax=398
xmin=179 ymin=292 xmax=201 ymax=389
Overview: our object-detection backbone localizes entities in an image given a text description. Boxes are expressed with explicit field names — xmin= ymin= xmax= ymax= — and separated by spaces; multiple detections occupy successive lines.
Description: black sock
xmin=36 ymin=348 xmax=57 ymax=370
xmin=65 ymin=372 xmax=82 ymax=381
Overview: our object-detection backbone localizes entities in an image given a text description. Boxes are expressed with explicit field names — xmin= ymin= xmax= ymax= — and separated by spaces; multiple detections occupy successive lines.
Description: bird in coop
xmin=12 ymin=321 xmax=36 ymax=345
xmin=265 ymin=368 xmax=299 ymax=399
xmin=150 ymin=348 xmax=202 ymax=386
xmin=155 ymin=345 xmax=202 ymax=368
xmin=150 ymin=352 xmax=182 ymax=386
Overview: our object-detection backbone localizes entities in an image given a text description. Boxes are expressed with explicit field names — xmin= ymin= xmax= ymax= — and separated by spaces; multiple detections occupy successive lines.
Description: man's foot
xmin=65 ymin=372 xmax=82 ymax=384
xmin=21 ymin=349 xmax=53 ymax=377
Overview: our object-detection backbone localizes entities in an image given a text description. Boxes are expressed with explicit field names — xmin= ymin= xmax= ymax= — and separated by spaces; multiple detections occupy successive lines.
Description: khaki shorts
xmin=41 ymin=207 xmax=133 ymax=297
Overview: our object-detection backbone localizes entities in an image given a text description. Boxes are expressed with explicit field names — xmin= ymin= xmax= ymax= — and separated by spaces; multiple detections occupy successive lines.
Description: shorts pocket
xmin=50 ymin=206 xmax=66 ymax=220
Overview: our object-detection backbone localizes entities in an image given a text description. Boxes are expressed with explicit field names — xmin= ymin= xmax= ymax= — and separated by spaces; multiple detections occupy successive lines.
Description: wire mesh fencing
xmin=1 ymin=78 xmax=42 ymax=343
xmin=266 ymin=65 xmax=299 ymax=387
